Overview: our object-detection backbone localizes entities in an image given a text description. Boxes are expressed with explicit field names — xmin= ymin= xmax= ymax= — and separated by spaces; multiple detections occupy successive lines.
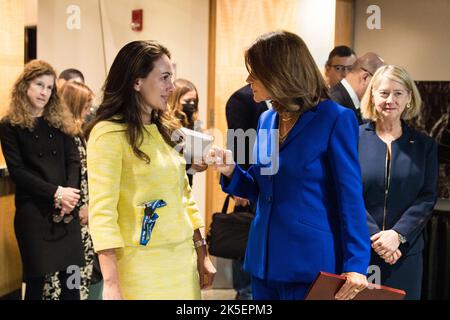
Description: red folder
xmin=305 ymin=272 xmax=406 ymax=300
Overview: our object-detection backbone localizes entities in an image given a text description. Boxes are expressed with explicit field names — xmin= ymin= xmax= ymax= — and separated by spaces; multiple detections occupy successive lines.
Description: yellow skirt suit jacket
xmin=87 ymin=121 xmax=204 ymax=299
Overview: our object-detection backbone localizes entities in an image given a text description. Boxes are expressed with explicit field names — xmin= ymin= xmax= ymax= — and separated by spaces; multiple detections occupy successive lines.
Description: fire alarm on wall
xmin=131 ymin=9 xmax=143 ymax=31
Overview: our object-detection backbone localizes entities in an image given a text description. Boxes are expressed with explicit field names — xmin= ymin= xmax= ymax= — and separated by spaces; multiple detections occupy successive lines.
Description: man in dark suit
xmin=225 ymin=84 xmax=268 ymax=300
xmin=324 ymin=45 xmax=357 ymax=88
xmin=329 ymin=52 xmax=385 ymax=124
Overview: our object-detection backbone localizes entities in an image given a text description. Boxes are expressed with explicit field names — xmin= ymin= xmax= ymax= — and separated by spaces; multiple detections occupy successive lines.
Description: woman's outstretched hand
xmin=205 ymin=145 xmax=235 ymax=178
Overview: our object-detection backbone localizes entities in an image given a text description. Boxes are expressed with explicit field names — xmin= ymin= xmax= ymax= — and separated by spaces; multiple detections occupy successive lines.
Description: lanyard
xmin=139 ymin=199 xmax=166 ymax=246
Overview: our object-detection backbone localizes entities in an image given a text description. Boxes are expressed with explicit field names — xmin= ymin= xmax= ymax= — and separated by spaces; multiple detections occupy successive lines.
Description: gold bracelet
xmin=194 ymin=238 xmax=207 ymax=249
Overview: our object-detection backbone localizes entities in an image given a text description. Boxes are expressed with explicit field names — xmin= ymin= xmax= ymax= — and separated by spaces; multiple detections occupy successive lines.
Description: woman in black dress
xmin=0 ymin=60 xmax=85 ymax=300
xmin=43 ymin=80 xmax=97 ymax=300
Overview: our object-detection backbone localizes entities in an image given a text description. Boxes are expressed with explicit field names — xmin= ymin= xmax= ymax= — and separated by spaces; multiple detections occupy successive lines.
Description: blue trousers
xmin=371 ymin=251 xmax=423 ymax=300
xmin=252 ymin=276 xmax=310 ymax=300
xmin=232 ymin=258 xmax=252 ymax=299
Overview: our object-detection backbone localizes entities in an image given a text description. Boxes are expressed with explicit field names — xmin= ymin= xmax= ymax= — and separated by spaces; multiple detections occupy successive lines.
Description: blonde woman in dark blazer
xmin=358 ymin=65 xmax=438 ymax=300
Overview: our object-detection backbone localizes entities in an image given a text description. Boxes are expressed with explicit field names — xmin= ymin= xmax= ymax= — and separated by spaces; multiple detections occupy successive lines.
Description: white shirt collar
xmin=341 ymin=79 xmax=360 ymax=110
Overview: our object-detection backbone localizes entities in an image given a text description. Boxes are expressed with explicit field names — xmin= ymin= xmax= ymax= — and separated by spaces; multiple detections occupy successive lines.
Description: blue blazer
xmin=359 ymin=122 xmax=438 ymax=256
xmin=221 ymin=100 xmax=370 ymax=283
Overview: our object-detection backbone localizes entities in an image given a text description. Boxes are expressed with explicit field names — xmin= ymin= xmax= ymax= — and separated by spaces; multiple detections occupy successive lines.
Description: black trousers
xmin=422 ymin=211 xmax=450 ymax=300
xmin=25 ymin=271 xmax=80 ymax=300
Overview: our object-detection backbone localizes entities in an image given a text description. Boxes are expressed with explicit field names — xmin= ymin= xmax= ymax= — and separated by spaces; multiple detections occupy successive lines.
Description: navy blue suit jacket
xmin=221 ymin=100 xmax=370 ymax=283
xmin=359 ymin=122 xmax=438 ymax=256
xmin=226 ymin=84 xmax=268 ymax=170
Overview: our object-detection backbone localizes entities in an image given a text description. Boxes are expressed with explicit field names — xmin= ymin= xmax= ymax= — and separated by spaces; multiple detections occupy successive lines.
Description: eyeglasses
xmin=360 ymin=67 xmax=373 ymax=77
xmin=329 ymin=64 xmax=353 ymax=73
xmin=139 ymin=199 xmax=167 ymax=246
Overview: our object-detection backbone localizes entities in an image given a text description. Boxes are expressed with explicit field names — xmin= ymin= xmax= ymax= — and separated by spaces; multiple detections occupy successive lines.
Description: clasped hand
xmin=371 ymin=230 xmax=402 ymax=265
xmin=54 ymin=187 xmax=81 ymax=215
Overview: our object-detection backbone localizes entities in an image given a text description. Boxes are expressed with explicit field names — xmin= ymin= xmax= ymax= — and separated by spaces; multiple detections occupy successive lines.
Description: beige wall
xmin=38 ymin=0 xmax=210 ymax=217
xmin=354 ymin=0 xmax=450 ymax=81
xmin=38 ymin=0 xmax=106 ymax=95
xmin=0 ymin=0 xmax=24 ymax=297
xmin=296 ymin=0 xmax=336 ymax=69
xmin=25 ymin=0 xmax=38 ymax=26
xmin=0 ymin=0 xmax=24 ymax=120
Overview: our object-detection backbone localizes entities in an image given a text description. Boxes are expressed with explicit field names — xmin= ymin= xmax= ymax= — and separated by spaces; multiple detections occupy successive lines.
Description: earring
xmin=406 ymin=103 xmax=411 ymax=109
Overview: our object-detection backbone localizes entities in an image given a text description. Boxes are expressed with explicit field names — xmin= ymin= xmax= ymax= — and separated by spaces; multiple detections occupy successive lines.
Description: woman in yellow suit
xmin=85 ymin=40 xmax=216 ymax=300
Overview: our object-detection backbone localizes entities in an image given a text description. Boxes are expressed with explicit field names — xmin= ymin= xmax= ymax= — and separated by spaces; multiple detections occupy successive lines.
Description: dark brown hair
xmin=245 ymin=31 xmax=329 ymax=113
xmin=84 ymin=40 xmax=181 ymax=163
xmin=326 ymin=45 xmax=356 ymax=65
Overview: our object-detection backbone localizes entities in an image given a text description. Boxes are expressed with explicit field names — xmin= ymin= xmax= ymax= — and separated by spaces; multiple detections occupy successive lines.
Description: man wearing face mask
xmin=168 ymin=78 xmax=207 ymax=185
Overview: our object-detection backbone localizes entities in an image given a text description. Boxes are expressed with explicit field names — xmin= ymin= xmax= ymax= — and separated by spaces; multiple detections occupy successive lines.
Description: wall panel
xmin=0 ymin=0 xmax=24 ymax=297
xmin=335 ymin=0 xmax=353 ymax=47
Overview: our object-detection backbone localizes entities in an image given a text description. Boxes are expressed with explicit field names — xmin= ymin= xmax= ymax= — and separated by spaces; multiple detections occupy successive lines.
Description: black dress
xmin=0 ymin=117 xmax=85 ymax=279
xmin=43 ymin=136 xmax=96 ymax=300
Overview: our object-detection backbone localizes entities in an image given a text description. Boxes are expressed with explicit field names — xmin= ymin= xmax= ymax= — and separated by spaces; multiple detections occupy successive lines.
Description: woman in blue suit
xmin=208 ymin=31 xmax=370 ymax=300
xmin=358 ymin=65 xmax=438 ymax=300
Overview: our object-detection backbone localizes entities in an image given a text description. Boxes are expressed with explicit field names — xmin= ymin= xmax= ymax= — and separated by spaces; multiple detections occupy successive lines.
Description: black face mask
xmin=182 ymin=103 xmax=197 ymax=121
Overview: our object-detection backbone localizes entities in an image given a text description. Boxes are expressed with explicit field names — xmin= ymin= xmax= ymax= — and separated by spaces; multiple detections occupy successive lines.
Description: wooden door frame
xmin=205 ymin=0 xmax=217 ymax=229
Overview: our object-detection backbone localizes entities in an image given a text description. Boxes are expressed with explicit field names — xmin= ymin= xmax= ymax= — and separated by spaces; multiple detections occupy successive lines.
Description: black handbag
xmin=206 ymin=195 xmax=255 ymax=259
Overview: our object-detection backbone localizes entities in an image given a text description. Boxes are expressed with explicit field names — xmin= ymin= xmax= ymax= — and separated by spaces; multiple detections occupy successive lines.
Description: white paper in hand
xmin=180 ymin=127 xmax=214 ymax=162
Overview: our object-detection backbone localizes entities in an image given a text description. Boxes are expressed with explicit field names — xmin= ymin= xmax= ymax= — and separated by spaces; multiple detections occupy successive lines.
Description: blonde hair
xmin=245 ymin=30 xmax=329 ymax=114
xmin=3 ymin=60 xmax=78 ymax=136
xmin=60 ymin=81 xmax=94 ymax=136
xmin=361 ymin=65 xmax=422 ymax=121
xmin=168 ymin=78 xmax=198 ymax=128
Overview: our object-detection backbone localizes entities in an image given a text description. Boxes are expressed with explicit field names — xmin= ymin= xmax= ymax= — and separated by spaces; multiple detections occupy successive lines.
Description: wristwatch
xmin=398 ymin=232 xmax=407 ymax=244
